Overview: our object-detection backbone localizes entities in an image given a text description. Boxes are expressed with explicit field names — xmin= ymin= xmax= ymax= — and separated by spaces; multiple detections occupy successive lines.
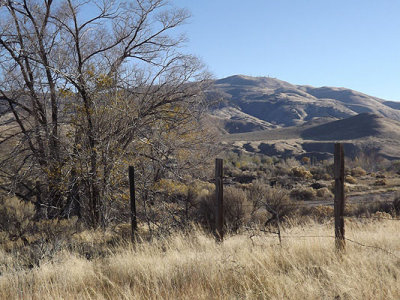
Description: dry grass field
xmin=0 ymin=218 xmax=399 ymax=299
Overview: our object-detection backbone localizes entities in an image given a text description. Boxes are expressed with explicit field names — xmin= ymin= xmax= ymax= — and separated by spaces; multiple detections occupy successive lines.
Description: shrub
xmin=194 ymin=186 xmax=252 ymax=232
xmin=0 ymin=197 xmax=83 ymax=268
xmin=272 ymin=165 xmax=290 ymax=177
xmin=290 ymin=167 xmax=313 ymax=180
xmin=386 ymin=160 xmax=400 ymax=174
xmin=345 ymin=175 xmax=357 ymax=184
xmin=329 ymin=181 xmax=350 ymax=193
xmin=311 ymin=205 xmax=334 ymax=221
xmin=310 ymin=166 xmax=332 ymax=180
xmin=233 ymin=172 xmax=257 ymax=184
xmin=351 ymin=167 xmax=367 ymax=177
xmin=375 ymin=172 xmax=386 ymax=179
xmin=248 ymin=182 xmax=296 ymax=225
xmin=297 ymin=205 xmax=334 ymax=223
xmin=154 ymin=179 xmax=188 ymax=197
xmin=35 ymin=218 xmax=79 ymax=242
xmin=290 ymin=187 xmax=316 ymax=201
xmin=374 ymin=179 xmax=387 ymax=186
xmin=224 ymin=187 xmax=253 ymax=232
xmin=371 ymin=211 xmax=392 ymax=219
xmin=264 ymin=187 xmax=296 ymax=219
xmin=260 ymin=156 xmax=274 ymax=165
xmin=344 ymin=203 xmax=357 ymax=215
xmin=393 ymin=196 xmax=400 ymax=214
xmin=316 ymin=187 xmax=333 ymax=198
xmin=352 ymin=152 xmax=390 ymax=172
xmin=310 ymin=182 xmax=326 ymax=189
xmin=0 ymin=197 xmax=35 ymax=241
xmin=321 ymin=173 xmax=332 ymax=180
xmin=282 ymin=157 xmax=301 ymax=169
xmin=348 ymin=198 xmax=396 ymax=217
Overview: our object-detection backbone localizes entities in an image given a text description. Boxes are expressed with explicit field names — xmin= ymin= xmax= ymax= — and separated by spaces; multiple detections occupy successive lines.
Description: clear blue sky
xmin=173 ymin=0 xmax=400 ymax=101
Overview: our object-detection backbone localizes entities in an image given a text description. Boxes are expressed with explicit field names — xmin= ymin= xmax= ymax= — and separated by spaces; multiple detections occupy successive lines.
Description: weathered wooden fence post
xmin=215 ymin=158 xmax=224 ymax=241
xmin=334 ymin=143 xmax=346 ymax=251
xmin=129 ymin=166 xmax=137 ymax=242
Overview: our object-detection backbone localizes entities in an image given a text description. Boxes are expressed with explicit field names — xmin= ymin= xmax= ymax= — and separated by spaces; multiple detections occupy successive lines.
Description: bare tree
xmin=0 ymin=0 xmax=213 ymax=228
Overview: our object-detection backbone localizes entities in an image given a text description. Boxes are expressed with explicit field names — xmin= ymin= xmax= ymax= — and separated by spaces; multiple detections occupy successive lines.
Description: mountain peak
xmin=215 ymin=75 xmax=293 ymax=89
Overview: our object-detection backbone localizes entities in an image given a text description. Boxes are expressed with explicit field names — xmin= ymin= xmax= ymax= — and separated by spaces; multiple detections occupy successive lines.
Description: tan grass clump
xmin=374 ymin=179 xmax=387 ymax=186
xmin=351 ymin=166 xmax=367 ymax=177
xmin=316 ymin=187 xmax=333 ymax=198
xmin=376 ymin=172 xmax=387 ymax=179
xmin=290 ymin=167 xmax=313 ymax=180
xmin=310 ymin=205 xmax=334 ymax=221
xmin=310 ymin=166 xmax=332 ymax=180
xmin=290 ymin=187 xmax=317 ymax=201
xmin=345 ymin=175 xmax=357 ymax=184
xmin=329 ymin=181 xmax=350 ymax=193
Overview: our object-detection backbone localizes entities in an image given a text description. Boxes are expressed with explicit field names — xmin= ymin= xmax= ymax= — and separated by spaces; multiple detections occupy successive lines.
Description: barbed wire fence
xmin=211 ymin=142 xmax=400 ymax=259
xmin=127 ymin=143 xmax=400 ymax=259
xmin=238 ymin=203 xmax=400 ymax=257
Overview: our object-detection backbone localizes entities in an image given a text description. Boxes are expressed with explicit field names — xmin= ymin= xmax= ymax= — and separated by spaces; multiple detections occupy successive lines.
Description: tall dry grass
xmin=0 ymin=219 xmax=399 ymax=299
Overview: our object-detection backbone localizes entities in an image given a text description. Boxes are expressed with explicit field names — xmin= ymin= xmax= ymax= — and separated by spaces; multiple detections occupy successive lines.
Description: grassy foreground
xmin=0 ymin=219 xmax=399 ymax=299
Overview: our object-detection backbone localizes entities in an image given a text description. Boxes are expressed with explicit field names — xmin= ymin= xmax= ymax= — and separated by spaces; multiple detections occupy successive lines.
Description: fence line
xmin=244 ymin=228 xmax=400 ymax=259
xmin=344 ymin=215 xmax=400 ymax=221
xmin=125 ymin=145 xmax=399 ymax=260
xmin=344 ymin=237 xmax=400 ymax=259
xmin=212 ymin=143 xmax=399 ymax=256
xmin=238 ymin=203 xmax=400 ymax=220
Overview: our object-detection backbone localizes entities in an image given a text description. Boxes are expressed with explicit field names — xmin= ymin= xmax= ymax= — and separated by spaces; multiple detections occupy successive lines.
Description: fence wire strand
xmin=246 ymin=229 xmax=400 ymax=259
xmin=344 ymin=215 xmax=400 ymax=221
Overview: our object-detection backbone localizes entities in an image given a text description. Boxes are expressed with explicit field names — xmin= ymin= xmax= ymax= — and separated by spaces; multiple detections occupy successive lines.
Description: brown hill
xmin=223 ymin=113 xmax=400 ymax=160
xmin=209 ymin=75 xmax=400 ymax=133
xmin=301 ymin=113 xmax=400 ymax=140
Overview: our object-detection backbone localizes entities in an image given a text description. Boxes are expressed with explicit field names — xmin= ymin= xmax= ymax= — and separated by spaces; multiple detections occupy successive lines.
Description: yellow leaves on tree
xmin=95 ymin=74 xmax=113 ymax=88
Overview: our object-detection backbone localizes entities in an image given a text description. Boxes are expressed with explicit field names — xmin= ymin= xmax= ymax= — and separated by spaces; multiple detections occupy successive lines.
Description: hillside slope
xmin=209 ymin=75 xmax=400 ymax=133
xmin=301 ymin=113 xmax=400 ymax=140
xmin=224 ymin=113 xmax=400 ymax=160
